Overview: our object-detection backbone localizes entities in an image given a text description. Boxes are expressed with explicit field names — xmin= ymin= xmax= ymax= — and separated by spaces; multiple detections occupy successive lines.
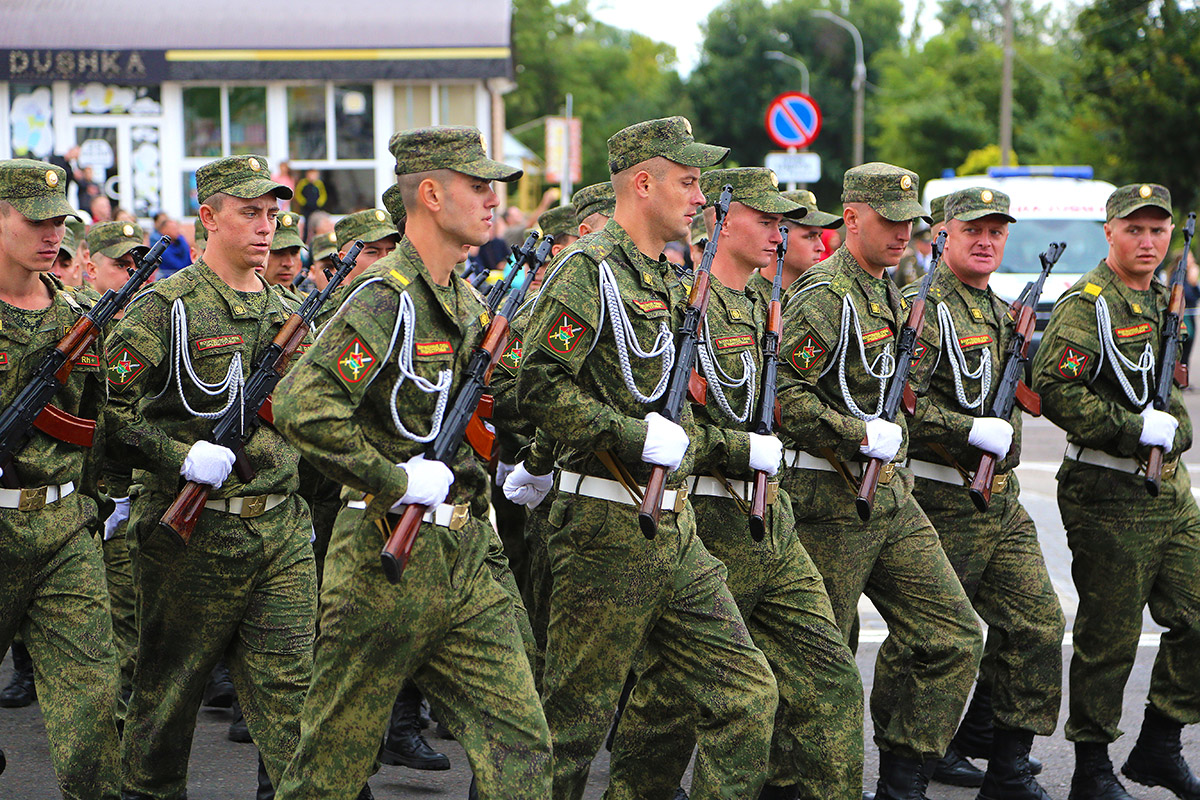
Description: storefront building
xmin=1 ymin=0 xmax=514 ymax=220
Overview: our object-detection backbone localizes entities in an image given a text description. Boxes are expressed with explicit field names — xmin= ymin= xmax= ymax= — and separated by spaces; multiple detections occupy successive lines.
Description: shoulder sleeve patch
xmin=497 ymin=334 xmax=524 ymax=374
xmin=789 ymin=331 xmax=829 ymax=372
xmin=911 ymin=339 xmax=929 ymax=367
xmin=1056 ymin=345 xmax=1090 ymax=380
xmin=107 ymin=345 xmax=149 ymax=388
xmin=545 ymin=310 xmax=590 ymax=356
xmin=336 ymin=337 xmax=380 ymax=384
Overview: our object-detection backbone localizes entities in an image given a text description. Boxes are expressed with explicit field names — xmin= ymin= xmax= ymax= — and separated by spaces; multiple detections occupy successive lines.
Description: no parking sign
xmin=765 ymin=92 xmax=822 ymax=150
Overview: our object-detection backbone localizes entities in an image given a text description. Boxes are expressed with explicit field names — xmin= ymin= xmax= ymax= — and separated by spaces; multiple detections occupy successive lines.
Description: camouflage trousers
xmin=484 ymin=521 xmax=538 ymax=669
xmin=606 ymin=489 xmax=864 ymax=800
xmin=1058 ymin=459 xmax=1200 ymax=742
xmin=299 ymin=459 xmax=341 ymax=589
xmin=494 ymin=481 xmax=530 ymax=591
xmin=541 ymin=492 xmax=778 ymax=800
xmin=122 ymin=492 xmax=316 ymax=799
xmin=780 ymin=466 xmax=983 ymax=761
xmin=874 ymin=472 xmax=1064 ymax=736
xmin=102 ymin=524 xmax=138 ymax=720
xmin=273 ymin=504 xmax=551 ymax=800
xmin=522 ymin=490 xmax=557 ymax=689
xmin=0 ymin=494 xmax=121 ymax=800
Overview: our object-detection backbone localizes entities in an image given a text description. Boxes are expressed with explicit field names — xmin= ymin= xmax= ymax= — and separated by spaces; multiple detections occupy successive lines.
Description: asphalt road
xmin=4 ymin=392 xmax=1200 ymax=799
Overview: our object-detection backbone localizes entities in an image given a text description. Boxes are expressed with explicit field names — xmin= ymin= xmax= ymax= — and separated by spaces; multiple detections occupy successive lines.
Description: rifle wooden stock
xmin=380 ymin=504 xmax=427 ymax=584
xmin=638 ymin=465 xmax=668 ymax=538
xmin=969 ymin=454 xmax=998 ymax=512
xmin=855 ymin=459 xmax=884 ymax=521
xmin=159 ymin=480 xmax=211 ymax=545
xmin=271 ymin=316 xmax=310 ymax=374
xmin=748 ymin=470 xmax=769 ymax=541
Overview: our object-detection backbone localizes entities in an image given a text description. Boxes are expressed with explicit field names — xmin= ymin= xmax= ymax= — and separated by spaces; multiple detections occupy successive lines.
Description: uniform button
xmin=234 ymin=306 xmax=245 ymax=313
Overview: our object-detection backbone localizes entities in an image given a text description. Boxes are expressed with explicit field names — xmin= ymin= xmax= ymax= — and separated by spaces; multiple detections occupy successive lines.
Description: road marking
xmin=856 ymin=628 xmax=1162 ymax=648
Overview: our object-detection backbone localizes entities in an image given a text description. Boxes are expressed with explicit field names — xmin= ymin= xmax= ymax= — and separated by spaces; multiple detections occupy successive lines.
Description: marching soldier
xmin=889 ymin=187 xmax=1065 ymax=799
xmin=0 ymin=158 xmax=121 ymax=799
xmin=1032 ymin=183 xmax=1200 ymax=800
xmin=264 ymin=211 xmax=305 ymax=292
xmin=605 ymin=167 xmax=865 ymax=800
xmin=506 ymin=116 xmax=779 ymax=799
xmin=775 ymin=162 xmax=983 ymax=800
xmin=309 ymin=208 xmax=400 ymax=330
xmin=744 ymin=188 xmax=842 ymax=308
xmin=106 ymin=155 xmax=318 ymax=798
xmin=270 ymin=126 xmax=551 ymax=799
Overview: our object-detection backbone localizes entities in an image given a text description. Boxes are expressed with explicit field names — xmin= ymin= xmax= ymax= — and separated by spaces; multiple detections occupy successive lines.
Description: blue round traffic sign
xmin=765 ymin=92 xmax=822 ymax=149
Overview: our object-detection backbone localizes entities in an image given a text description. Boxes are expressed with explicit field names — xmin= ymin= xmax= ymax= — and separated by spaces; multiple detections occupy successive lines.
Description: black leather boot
xmin=933 ymin=743 xmax=986 ymax=787
xmin=875 ymin=750 xmax=933 ymax=800
xmin=256 ymin=752 xmax=275 ymax=800
xmin=1 ymin=642 xmax=35 ymax=708
xmin=672 ymin=789 xmax=689 ymax=800
xmin=228 ymin=704 xmax=251 ymax=743
xmin=380 ymin=683 xmax=450 ymax=770
xmin=202 ymin=660 xmax=236 ymax=709
xmin=759 ymin=784 xmax=800 ymax=799
xmin=356 ymin=783 xmax=373 ymax=799
xmin=977 ymin=728 xmax=1052 ymax=800
xmin=1069 ymin=742 xmax=1136 ymax=800
xmin=1122 ymin=705 xmax=1200 ymax=799
xmin=0 ymin=747 xmax=6 ymax=776
xmin=943 ymin=682 xmax=1043 ymax=778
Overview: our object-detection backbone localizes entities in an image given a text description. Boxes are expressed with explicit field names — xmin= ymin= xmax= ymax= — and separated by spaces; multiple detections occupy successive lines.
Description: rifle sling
xmin=929 ymin=442 xmax=972 ymax=484
xmin=819 ymin=446 xmax=860 ymax=493
xmin=594 ymin=450 xmax=644 ymax=505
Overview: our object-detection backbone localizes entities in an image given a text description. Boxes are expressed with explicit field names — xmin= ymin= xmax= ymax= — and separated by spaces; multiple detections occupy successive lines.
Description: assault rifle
xmin=968 ymin=241 xmax=1065 ymax=511
xmin=380 ymin=234 xmax=555 ymax=583
xmin=0 ymin=236 xmax=170 ymax=489
xmin=637 ymin=185 xmax=734 ymax=539
xmin=856 ymin=230 xmax=946 ymax=521
xmin=1145 ymin=212 xmax=1195 ymax=496
xmin=748 ymin=225 xmax=787 ymax=541
xmin=158 ymin=240 xmax=365 ymax=545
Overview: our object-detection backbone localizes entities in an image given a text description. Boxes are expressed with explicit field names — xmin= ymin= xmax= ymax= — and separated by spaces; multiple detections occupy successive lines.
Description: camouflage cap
xmin=841 ymin=162 xmax=931 ymax=223
xmin=195 ymin=155 xmax=292 ymax=204
xmin=537 ymin=205 xmax=577 ymax=238
xmin=389 ymin=126 xmax=522 ymax=182
xmin=271 ymin=211 xmax=305 ymax=251
xmin=929 ymin=194 xmax=948 ymax=224
xmin=690 ymin=214 xmax=708 ymax=245
xmin=0 ymin=159 xmax=81 ymax=221
xmin=59 ymin=225 xmax=78 ymax=259
xmin=335 ymin=208 xmax=399 ymax=250
xmin=699 ymin=168 xmax=806 ymax=219
xmin=944 ymin=186 xmax=1016 ymax=224
xmin=193 ymin=217 xmax=208 ymax=246
xmin=1107 ymin=183 xmax=1172 ymax=221
xmin=572 ymin=181 xmax=616 ymax=225
xmin=607 ymin=116 xmax=729 ymax=174
xmin=66 ymin=217 xmax=86 ymax=243
xmin=86 ymin=220 xmax=147 ymax=260
xmin=382 ymin=184 xmax=406 ymax=228
xmin=310 ymin=231 xmax=338 ymax=263
xmin=782 ymin=189 xmax=842 ymax=229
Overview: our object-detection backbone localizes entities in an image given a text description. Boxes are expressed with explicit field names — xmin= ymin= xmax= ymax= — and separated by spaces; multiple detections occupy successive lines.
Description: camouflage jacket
xmin=744 ymin=271 xmax=773 ymax=309
xmin=905 ymin=263 xmax=1023 ymax=474
xmin=105 ymin=259 xmax=308 ymax=499
xmin=516 ymin=219 xmax=750 ymax=487
xmin=1031 ymin=260 xmax=1192 ymax=459
xmin=274 ymin=237 xmax=492 ymax=522
xmin=776 ymin=245 xmax=911 ymax=463
xmin=0 ymin=273 xmax=106 ymax=501
xmin=891 ymin=250 xmax=924 ymax=288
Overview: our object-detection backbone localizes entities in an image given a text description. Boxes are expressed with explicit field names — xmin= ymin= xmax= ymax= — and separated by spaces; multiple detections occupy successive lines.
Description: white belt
xmin=346 ymin=498 xmax=471 ymax=530
xmin=909 ymin=458 xmax=1011 ymax=494
xmin=1064 ymin=443 xmax=1177 ymax=479
xmin=690 ymin=475 xmax=752 ymax=500
xmin=558 ymin=469 xmax=687 ymax=512
xmin=0 ymin=481 xmax=74 ymax=511
xmin=204 ymin=493 xmax=287 ymax=518
xmin=783 ymin=448 xmax=895 ymax=484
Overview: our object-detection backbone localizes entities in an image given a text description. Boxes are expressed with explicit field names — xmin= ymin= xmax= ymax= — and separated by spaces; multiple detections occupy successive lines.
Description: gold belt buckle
xmin=1163 ymin=460 xmax=1179 ymax=480
xmin=765 ymin=480 xmax=780 ymax=506
xmin=879 ymin=463 xmax=896 ymax=485
xmin=449 ymin=503 xmax=470 ymax=531
xmin=991 ymin=473 xmax=1009 ymax=494
xmin=18 ymin=487 xmax=48 ymax=512
xmin=673 ymin=484 xmax=688 ymax=513
xmin=240 ymin=495 xmax=269 ymax=519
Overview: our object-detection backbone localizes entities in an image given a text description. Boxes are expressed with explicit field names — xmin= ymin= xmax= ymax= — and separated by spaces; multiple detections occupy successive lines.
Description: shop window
xmin=438 ymin=85 xmax=476 ymax=126
xmin=9 ymin=84 xmax=55 ymax=160
xmin=287 ymin=86 xmax=326 ymax=160
xmin=292 ymin=168 xmax=374 ymax=217
xmin=394 ymin=84 xmax=432 ymax=131
xmin=183 ymin=87 xmax=221 ymax=158
xmin=70 ymin=84 xmax=161 ymax=115
xmin=335 ymin=85 xmax=373 ymax=160
xmin=183 ymin=85 xmax=267 ymax=159
xmin=228 ymin=87 xmax=267 ymax=155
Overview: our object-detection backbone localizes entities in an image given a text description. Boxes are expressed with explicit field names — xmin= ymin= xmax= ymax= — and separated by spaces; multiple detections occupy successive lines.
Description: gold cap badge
xmin=769 ymin=170 xmax=779 ymax=188
xmin=981 ymin=190 xmax=994 ymax=203
xmin=1139 ymin=184 xmax=1153 ymax=198
xmin=122 ymin=224 xmax=134 ymax=237
xmin=900 ymin=175 xmax=913 ymax=190
xmin=375 ymin=209 xmax=386 ymax=222
xmin=281 ymin=214 xmax=292 ymax=226
xmin=248 ymin=158 xmax=261 ymax=171
xmin=45 ymin=170 xmax=59 ymax=187
xmin=683 ymin=118 xmax=693 ymax=135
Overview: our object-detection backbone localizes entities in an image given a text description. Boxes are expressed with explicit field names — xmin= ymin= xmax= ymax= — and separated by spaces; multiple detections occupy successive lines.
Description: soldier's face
xmin=441 ymin=172 xmax=500 ymax=248
xmin=341 ymin=236 xmax=398 ymax=283
xmin=51 ymin=249 xmax=80 ymax=285
xmin=782 ymin=222 xmax=826 ymax=280
xmin=264 ymin=246 xmax=301 ymax=286
xmin=845 ymin=204 xmax=911 ymax=270
xmin=87 ymin=251 xmax=136 ymax=294
xmin=207 ymin=195 xmax=278 ymax=272
xmin=648 ymin=161 xmax=704 ymax=243
xmin=723 ymin=203 xmax=784 ymax=272
xmin=0 ymin=207 xmax=66 ymax=275
xmin=944 ymin=216 xmax=1009 ymax=286
xmin=1105 ymin=208 xmax=1173 ymax=281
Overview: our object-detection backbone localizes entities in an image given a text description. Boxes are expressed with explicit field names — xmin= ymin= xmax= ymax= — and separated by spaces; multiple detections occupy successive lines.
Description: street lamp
xmin=764 ymin=50 xmax=810 ymax=97
xmin=811 ymin=9 xmax=866 ymax=166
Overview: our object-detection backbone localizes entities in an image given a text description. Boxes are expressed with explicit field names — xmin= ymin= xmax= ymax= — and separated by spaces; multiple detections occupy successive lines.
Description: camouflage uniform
xmin=515 ymin=118 xmax=778 ymax=800
xmin=875 ymin=189 xmax=1064 ymax=743
xmin=270 ymin=127 xmax=551 ymax=800
xmin=776 ymin=163 xmax=982 ymax=763
xmin=106 ymin=156 xmax=317 ymax=798
xmin=0 ymin=159 xmax=120 ymax=800
xmin=1031 ymin=183 xmax=1200 ymax=746
xmin=606 ymin=168 xmax=865 ymax=800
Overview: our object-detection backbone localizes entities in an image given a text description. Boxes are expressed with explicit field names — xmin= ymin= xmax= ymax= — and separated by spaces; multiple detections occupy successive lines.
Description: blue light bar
xmin=986 ymin=165 xmax=1094 ymax=179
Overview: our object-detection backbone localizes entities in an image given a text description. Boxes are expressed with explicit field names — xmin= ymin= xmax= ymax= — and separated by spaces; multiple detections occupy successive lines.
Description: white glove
xmin=1140 ymin=407 xmax=1179 ymax=449
xmin=860 ymin=418 xmax=903 ymax=462
xmin=104 ymin=496 xmax=131 ymax=541
xmin=393 ymin=455 xmax=455 ymax=509
xmin=968 ymin=417 xmax=1014 ymax=458
xmin=748 ymin=433 xmax=783 ymax=476
xmin=642 ymin=412 xmax=690 ymax=471
xmin=181 ymin=441 xmax=237 ymax=488
xmin=503 ymin=462 xmax=554 ymax=509
xmin=495 ymin=461 xmax=516 ymax=489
